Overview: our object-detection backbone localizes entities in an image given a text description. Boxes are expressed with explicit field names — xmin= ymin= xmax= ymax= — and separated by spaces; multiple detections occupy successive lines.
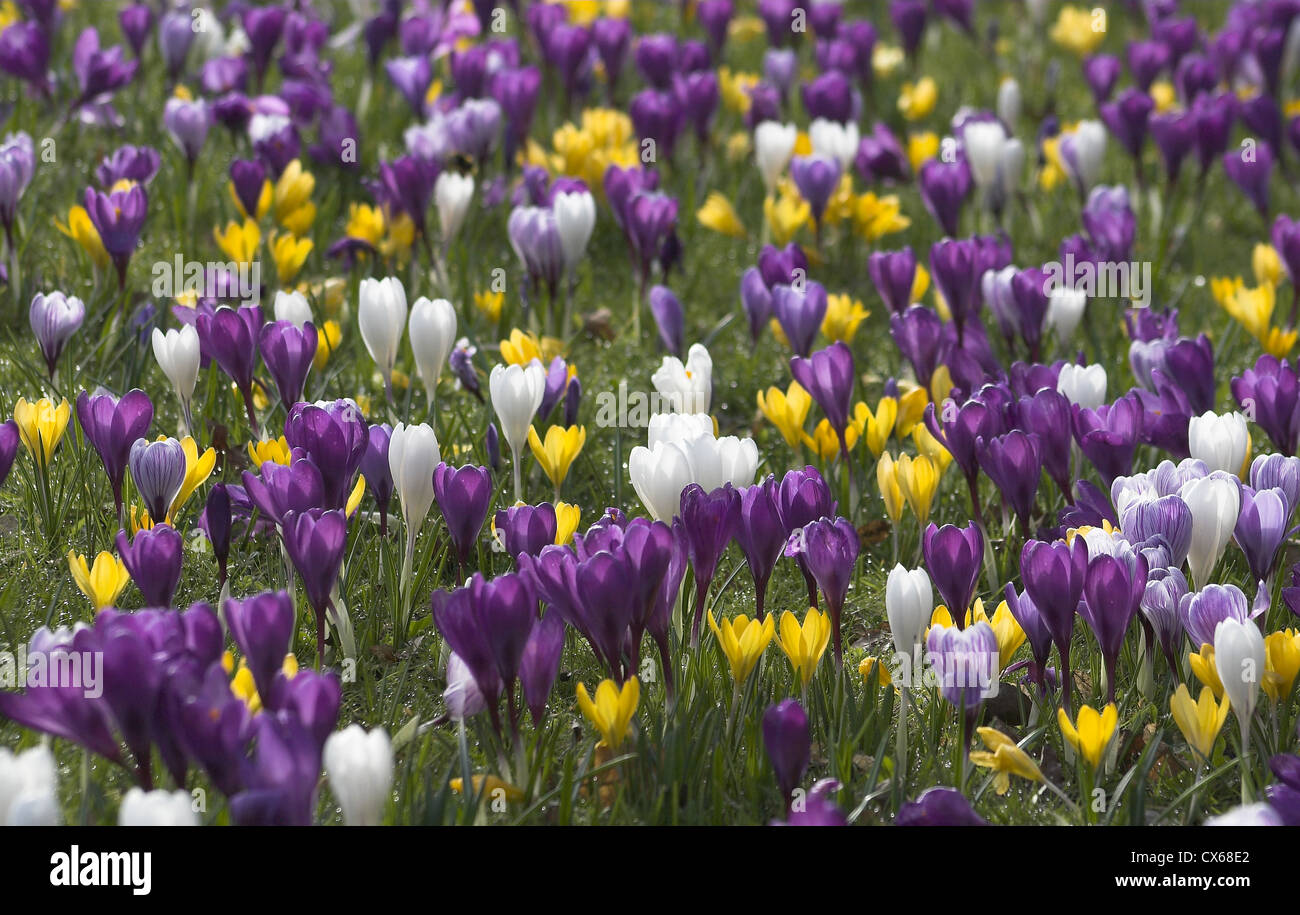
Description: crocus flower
xmin=388 ymin=422 xmax=440 ymax=590
xmin=129 ymin=437 xmax=186 ymax=524
xmin=926 ymin=621 xmax=999 ymax=709
xmin=196 ymin=305 xmax=263 ymax=435
xmin=358 ymin=276 xmax=407 ymax=401
xmin=490 ymin=361 xmax=547 ymax=502
xmin=896 ymin=786 xmax=988 ymax=826
xmin=0 ymin=420 xmax=19 ymax=488
xmin=1057 ymin=702 xmax=1118 ymax=770
xmin=1181 ymin=583 xmax=1260 ymax=652
xmin=151 ymin=325 xmax=199 ymax=433
xmin=976 ymin=430 xmax=1042 ymax=530
xmin=116 ymin=524 xmax=183 ymax=607
xmin=519 ymin=613 xmax=565 ymax=726
xmin=648 ymin=286 xmax=684 ymax=357
xmin=1231 ymin=354 xmax=1300 ymax=456
xmin=1223 ymin=140 xmax=1273 ymax=217
xmin=1080 ymin=548 xmax=1148 ymax=702
xmin=84 ymin=183 xmax=147 ymax=288
xmin=76 ymin=388 xmax=152 ymax=519
xmin=776 ymin=608 xmax=832 ymax=689
xmin=67 ymin=549 xmax=130 ymax=612
xmin=735 ymin=476 xmax=786 ymax=621
xmin=281 ymin=508 xmax=348 ymax=664
xmin=763 ymin=699 xmax=810 ymax=809
xmin=800 ymin=516 xmax=859 ymax=666
xmin=772 ymin=281 xmax=828 ymax=358
xmin=680 ymin=482 xmax=740 ymax=647
xmin=258 ymin=320 xmax=316 ymax=408
xmin=163 ymin=97 xmax=210 ymax=168
xmin=918 ymin=156 xmax=972 ymax=237
xmin=13 ymin=397 xmax=70 ymax=467
xmin=1234 ymin=487 xmax=1289 ymax=586
xmin=574 ymin=677 xmax=639 ymax=751
xmin=868 ymin=247 xmax=918 ymax=315
xmin=1181 ymin=473 xmax=1241 ymax=588
xmin=1214 ymin=617 xmax=1265 ymax=754
xmin=28 ymin=292 xmax=83 ymax=378
xmin=323 ymin=724 xmax=393 ymax=827
xmin=1020 ymin=537 xmax=1089 ymax=709
xmin=790 ymin=342 xmax=854 ymax=459
xmin=433 ymin=463 xmax=493 ymax=573
xmin=922 ymin=523 xmax=983 ymax=627
xmin=283 ymin=399 xmax=368 ymax=512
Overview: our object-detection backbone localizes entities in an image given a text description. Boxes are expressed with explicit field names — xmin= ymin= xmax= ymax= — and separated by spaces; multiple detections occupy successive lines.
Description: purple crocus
xmin=84 ymin=183 xmax=147 ymax=288
xmin=1141 ymin=567 xmax=1188 ymax=675
xmin=1003 ymin=585 xmax=1054 ymax=693
xmin=922 ymin=523 xmax=983 ymax=625
xmin=29 ymin=291 xmax=85 ymax=379
xmin=129 ymin=437 xmax=186 ymax=523
xmin=1082 ymin=54 xmax=1122 ymax=102
xmin=800 ymin=516 xmax=859 ymax=666
xmin=736 ymin=477 xmax=786 ymax=622
xmin=680 ymin=483 xmax=740 ymax=648
xmin=280 ymin=508 xmax=348 ymax=664
xmin=763 ymin=699 xmax=810 ymax=811
xmin=1235 ymin=487 xmax=1289 ymax=586
xmin=433 ymin=463 xmax=493 ymax=573
xmin=1223 ymin=140 xmax=1273 ymax=217
xmin=0 ymin=132 xmax=34 ymax=247
xmin=283 ymin=399 xmax=368 ymax=512
xmin=592 ymin=17 xmax=632 ymax=97
xmin=918 ymin=156 xmax=972 ymax=237
xmin=891 ymin=306 xmax=945 ymax=390
xmin=889 ymin=0 xmax=928 ymax=57
xmin=258 ymin=320 xmax=317 ymax=408
xmin=648 ymin=285 xmax=684 ymax=357
xmin=1080 ymin=548 xmax=1147 ymax=703
xmin=1100 ymin=88 xmax=1154 ymax=165
xmin=519 ymin=613 xmax=565 ymax=726
xmin=0 ymin=22 xmax=51 ymax=96
xmin=0 ymin=420 xmax=17 ymax=488
xmin=1072 ymin=394 xmax=1142 ymax=487
xmin=1232 ymin=354 xmax=1300 ymax=456
xmin=868 ymin=247 xmax=917 ymax=315
xmin=163 ymin=97 xmax=210 ymax=169
xmin=740 ymin=267 xmax=773 ymax=346
xmin=896 ymin=786 xmax=988 ymax=826
xmin=242 ymin=456 xmax=324 ymax=529
xmin=1019 ymin=537 xmax=1089 ymax=710
xmin=116 ymin=524 xmax=183 ymax=607
xmin=157 ymin=10 xmax=194 ymax=81
xmin=197 ymin=305 xmax=263 ymax=435
xmin=789 ymin=341 xmax=854 ymax=458
xmin=507 ymin=205 xmax=566 ymax=300
xmin=1150 ymin=110 xmax=1198 ymax=183
xmin=772 ymin=281 xmax=828 ymax=358
xmin=225 ymin=590 xmax=295 ymax=701
xmin=977 ymin=430 xmax=1042 ymax=531
xmin=359 ymin=424 xmax=394 ymax=536
xmin=77 ymin=388 xmax=152 ymax=520
xmin=790 ymin=154 xmax=842 ymax=230
xmin=930 ymin=237 xmax=983 ymax=341
xmin=495 ymin=502 xmax=559 ymax=563
xmin=926 ymin=621 xmax=999 ymax=709
xmin=1181 ymin=583 xmax=1261 ymax=653
xmin=204 ymin=483 xmax=232 ymax=592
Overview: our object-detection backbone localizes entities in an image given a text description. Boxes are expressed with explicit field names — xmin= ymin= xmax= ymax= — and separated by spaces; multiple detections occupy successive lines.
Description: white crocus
xmin=0 ymin=745 xmax=60 ymax=826
xmin=489 ymin=361 xmax=547 ymax=501
xmin=408 ymin=297 xmax=457 ymax=410
xmin=651 ymin=343 xmax=712 ymax=414
xmin=963 ymin=121 xmax=1008 ymax=190
xmin=118 ymin=788 xmax=199 ymax=826
xmin=435 ymin=171 xmax=474 ymax=244
xmin=755 ymin=120 xmax=798 ymax=194
xmin=1056 ymin=363 xmax=1107 ymax=409
xmin=273 ymin=289 xmax=313 ymax=327
xmin=629 ymin=438 xmax=699 ymax=522
xmin=647 ymin=412 xmax=714 ymax=447
xmin=151 ymin=324 xmax=201 ymax=435
xmin=1188 ymin=411 xmax=1250 ymax=476
xmin=388 ymin=422 xmax=441 ymax=600
xmin=996 ymin=77 xmax=1021 ymax=127
xmin=323 ymin=724 xmax=394 ymax=827
xmin=1062 ymin=120 xmax=1107 ymax=194
xmin=809 ymin=118 xmax=859 ymax=170
xmin=1214 ymin=617 xmax=1266 ymax=783
xmin=358 ymin=276 xmax=408 ymax=398
xmin=552 ymin=188 xmax=597 ymax=272
xmin=1180 ymin=473 xmax=1241 ymax=589
xmin=1045 ymin=286 xmax=1087 ymax=341
xmin=886 ymin=564 xmax=933 ymax=663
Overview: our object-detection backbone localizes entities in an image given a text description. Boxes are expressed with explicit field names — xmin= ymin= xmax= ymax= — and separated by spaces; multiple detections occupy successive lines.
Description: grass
xmin=0 ymin=0 xmax=1296 ymax=825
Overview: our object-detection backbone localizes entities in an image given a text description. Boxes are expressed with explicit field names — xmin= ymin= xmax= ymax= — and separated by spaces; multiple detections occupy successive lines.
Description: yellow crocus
xmin=872 ymin=43 xmax=904 ymax=79
xmin=912 ymin=423 xmax=953 ymax=474
xmin=764 ymin=186 xmax=811 ymax=246
xmin=56 ymin=206 xmax=110 ymax=270
xmin=270 ymin=232 xmax=313 ymax=284
xmin=895 ymin=386 xmax=929 ymax=436
xmin=14 ymin=397 xmax=70 ymax=465
xmin=248 ymin=436 xmax=292 ymax=468
xmin=718 ymin=67 xmax=759 ymax=113
xmin=313 ymin=320 xmax=342 ymax=372
xmin=985 ymin=599 xmax=1027 ymax=670
xmin=697 ymin=192 xmax=747 ymax=238
xmin=1189 ymin=643 xmax=1224 ymax=699
xmin=380 ymin=210 xmax=416 ymax=260
xmin=167 ymin=435 xmax=216 ymax=520
xmin=214 ymin=218 xmax=260 ymax=265
xmin=474 ymin=289 xmax=504 ymax=323
xmin=802 ymin=418 xmax=858 ymax=461
xmin=822 ymin=293 xmax=869 ymax=342
xmin=707 ymin=611 xmax=775 ymax=685
xmin=852 ymin=192 xmax=910 ymax=242
xmin=575 ymin=677 xmax=639 ymax=750
xmin=895 ymin=453 xmax=939 ymax=527
xmin=1050 ymin=4 xmax=1106 ymax=56
xmin=555 ymin=502 xmax=581 ymax=545
xmin=346 ymin=474 xmax=366 ymax=518
xmin=345 ymin=202 xmax=385 ymax=245
xmin=906 ymin=131 xmax=939 ymax=174
xmin=725 ymin=131 xmax=752 ymax=163
xmin=911 ymin=263 xmax=931 ymax=303
xmin=273 ymin=159 xmax=316 ymax=235
xmin=528 ymin=424 xmax=586 ymax=492
xmin=877 ymin=452 xmax=905 ymax=523
xmin=757 ymin=381 xmax=812 ymax=449
xmin=1262 ymin=326 xmax=1297 ymax=358
xmin=970 ymin=727 xmax=1044 ymax=795
xmin=859 ymin=656 xmax=893 ymax=687
xmin=855 ymin=397 xmax=897 ymax=457
xmin=448 ymin=774 xmax=525 ymax=801
xmin=500 ymin=328 xmax=542 ymax=366
xmin=1150 ymin=81 xmax=1176 ymax=112
xmin=1169 ymin=683 xmax=1230 ymax=762
xmin=930 ymin=364 xmax=955 ymax=405
xmin=1263 ymin=629 xmax=1300 ymax=702
xmin=1057 ymin=702 xmax=1118 ymax=770
xmin=1254 ymin=243 xmax=1283 ymax=287
xmin=229 ymin=178 xmax=272 ymax=221
xmin=776 ymin=608 xmax=832 ymax=688
xmin=898 ymin=77 xmax=937 ymax=121
xmin=67 ymin=550 xmax=130 ymax=612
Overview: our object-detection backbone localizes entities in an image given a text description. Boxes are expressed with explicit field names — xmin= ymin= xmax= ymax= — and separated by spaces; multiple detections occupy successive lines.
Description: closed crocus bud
xmin=963 ymin=121 xmax=1008 ymax=191
xmin=273 ymin=289 xmax=313 ymax=327
xmin=358 ymin=276 xmax=408 ymax=396
xmin=1180 ymin=473 xmax=1241 ymax=588
xmin=652 ymin=343 xmax=712 ymax=414
xmin=755 ymin=120 xmax=797 ymax=194
xmin=997 ymin=78 xmax=1021 ymax=127
xmin=1188 ymin=411 xmax=1249 ymax=475
xmin=485 ymin=423 xmax=501 ymax=472
xmin=204 ymin=482 xmax=232 ymax=589
xmin=129 ymin=437 xmax=186 ymax=524
xmin=629 ymin=438 xmax=697 ymax=522
xmin=552 ymin=187 xmax=596 ymax=272
xmin=388 ymin=422 xmax=441 ymax=543
xmin=886 ymin=564 xmax=932 ymax=664
xmin=435 ymin=171 xmax=474 ymax=244
xmin=323 ymin=724 xmax=394 ymax=827
xmin=564 ymin=376 xmax=582 ymax=428
xmin=1214 ymin=617 xmax=1265 ymax=743
xmin=0 ymin=745 xmax=60 ymax=825
xmin=151 ymin=325 xmax=200 ymax=429
xmin=29 ymin=291 xmax=85 ymax=379
xmin=408 ymin=297 xmax=457 ymax=407
xmin=1059 ymin=120 xmax=1107 ymax=195
xmin=808 ymin=118 xmax=859 ymax=169
xmin=118 ymin=788 xmax=198 ymax=826
xmin=763 ymin=699 xmax=810 ymax=809
xmin=1045 ymin=286 xmax=1087 ymax=341
xmin=444 ymin=651 xmax=486 ymax=720
xmin=163 ymin=96 xmax=210 ymax=165
xmin=490 ymin=361 xmax=547 ymax=501
xmin=117 ymin=524 xmax=184 ymax=606
xmin=1056 ymin=363 xmax=1107 ymax=409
